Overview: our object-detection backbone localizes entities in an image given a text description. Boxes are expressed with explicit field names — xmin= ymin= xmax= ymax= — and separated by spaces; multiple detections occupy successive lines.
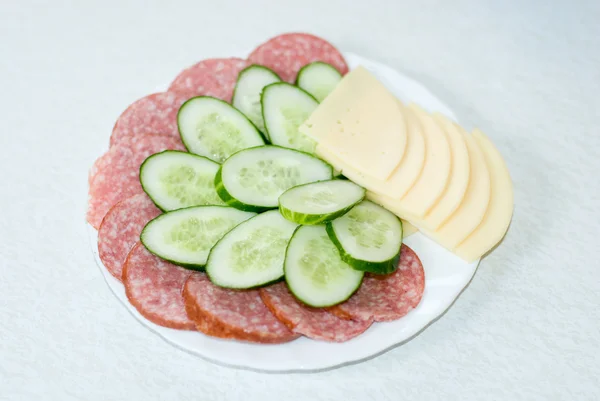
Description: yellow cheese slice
xmin=396 ymin=104 xmax=452 ymax=217
xmin=425 ymin=129 xmax=491 ymax=250
xmin=316 ymin=101 xmax=425 ymax=199
xmin=366 ymin=102 xmax=426 ymax=198
xmin=419 ymin=113 xmax=470 ymax=230
xmin=367 ymin=190 xmax=415 ymax=220
xmin=299 ymin=66 xmax=407 ymax=180
xmin=402 ymin=219 xmax=419 ymax=238
xmin=455 ymin=130 xmax=514 ymax=261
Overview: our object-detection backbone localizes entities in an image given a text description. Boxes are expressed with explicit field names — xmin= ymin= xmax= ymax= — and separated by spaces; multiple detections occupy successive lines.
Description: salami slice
xmin=109 ymin=92 xmax=189 ymax=147
xmin=122 ymin=243 xmax=195 ymax=330
xmin=90 ymin=133 xmax=184 ymax=186
xmin=88 ymin=151 xmax=110 ymax=186
xmin=168 ymin=58 xmax=250 ymax=102
xmin=183 ymin=274 xmax=298 ymax=344
xmin=98 ymin=193 xmax=161 ymax=281
xmin=260 ymin=283 xmax=372 ymax=342
xmin=247 ymin=33 xmax=349 ymax=83
xmin=329 ymin=245 xmax=425 ymax=322
xmin=87 ymin=134 xmax=184 ymax=229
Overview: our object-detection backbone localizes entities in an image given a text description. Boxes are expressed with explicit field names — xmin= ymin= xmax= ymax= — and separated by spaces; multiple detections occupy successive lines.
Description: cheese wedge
xmin=419 ymin=113 xmax=470 ymax=230
xmin=316 ymin=101 xmax=425 ymax=199
xmin=299 ymin=66 xmax=407 ymax=180
xmin=425 ymin=128 xmax=491 ymax=250
xmin=455 ymin=130 xmax=513 ymax=261
xmin=395 ymin=104 xmax=451 ymax=217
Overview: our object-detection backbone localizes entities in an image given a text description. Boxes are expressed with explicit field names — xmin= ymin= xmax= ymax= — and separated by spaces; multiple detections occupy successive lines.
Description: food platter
xmin=88 ymin=51 xmax=480 ymax=372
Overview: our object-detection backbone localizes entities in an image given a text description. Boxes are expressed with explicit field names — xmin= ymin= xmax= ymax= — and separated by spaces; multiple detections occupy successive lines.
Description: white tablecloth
xmin=1 ymin=0 xmax=598 ymax=399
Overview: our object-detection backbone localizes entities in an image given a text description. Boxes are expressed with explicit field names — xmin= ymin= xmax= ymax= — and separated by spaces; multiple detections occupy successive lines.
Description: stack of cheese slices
xmin=299 ymin=67 xmax=513 ymax=262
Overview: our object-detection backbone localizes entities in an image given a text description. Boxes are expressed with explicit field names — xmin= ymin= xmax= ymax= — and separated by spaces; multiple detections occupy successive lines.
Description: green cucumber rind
xmin=215 ymin=145 xmax=334 ymax=212
xmin=283 ymin=226 xmax=364 ymax=308
xmin=139 ymin=205 xmax=246 ymax=272
xmin=204 ymin=211 xmax=291 ymax=290
xmin=295 ymin=61 xmax=343 ymax=102
xmin=177 ymin=96 xmax=265 ymax=160
xmin=232 ymin=65 xmax=282 ymax=105
xmin=295 ymin=61 xmax=343 ymax=85
xmin=277 ymin=181 xmax=366 ymax=225
xmin=232 ymin=64 xmax=282 ymax=142
xmin=260 ymin=82 xmax=320 ymax=147
xmin=214 ymin=166 xmax=274 ymax=213
xmin=325 ymin=221 xmax=402 ymax=275
xmin=206 ymin=266 xmax=285 ymax=290
xmin=139 ymin=150 xmax=222 ymax=212
xmin=295 ymin=61 xmax=343 ymax=82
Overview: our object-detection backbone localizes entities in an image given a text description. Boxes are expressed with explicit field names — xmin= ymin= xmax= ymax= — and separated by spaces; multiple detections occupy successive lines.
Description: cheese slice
xmin=316 ymin=101 xmax=425 ymax=199
xmin=299 ymin=66 xmax=407 ymax=180
xmin=419 ymin=113 xmax=470 ymax=230
xmin=396 ymin=104 xmax=451 ymax=217
xmin=455 ymin=130 xmax=513 ymax=261
xmin=425 ymin=129 xmax=491 ymax=250
xmin=402 ymin=219 xmax=419 ymax=238
xmin=366 ymin=102 xmax=426 ymax=198
xmin=367 ymin=190 xmax=415 ymax=220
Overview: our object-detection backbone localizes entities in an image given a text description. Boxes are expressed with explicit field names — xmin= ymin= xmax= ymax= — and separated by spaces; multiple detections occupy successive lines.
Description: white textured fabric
xmin=1 ymin=0 xmax=599 ymax=400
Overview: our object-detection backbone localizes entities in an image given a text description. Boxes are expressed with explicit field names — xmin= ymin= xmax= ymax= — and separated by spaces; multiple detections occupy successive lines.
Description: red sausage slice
xmin=260 ymin=282 xmax=372 ymax=342
xmin=183 ymin=274 xmax=298 ymax=344
xmin=168 ymin=58 xmax=250 ymax=102
xmin=123 ymin=243 xmax=196 ymax=330
xmin=248 ymin=33 xmax=348 ymax=83
xmin=110 ymin=92 xmax=189 ymax=147
xmin=98 ymin=193 xmax=161 ymax=281
xmin=87 ymin=134 xmax=184 ymax=229
xmin=329 ymin=245 xmax=425 ymax=322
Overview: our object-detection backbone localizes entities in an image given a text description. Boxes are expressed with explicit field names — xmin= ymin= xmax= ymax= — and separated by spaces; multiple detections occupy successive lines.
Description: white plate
xmin=89 ymin=52 xmax=479 ymax=372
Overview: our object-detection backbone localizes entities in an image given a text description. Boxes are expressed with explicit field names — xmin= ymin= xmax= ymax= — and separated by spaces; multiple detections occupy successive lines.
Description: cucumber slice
xmin=140 ymin=150 xmax=225 ymax=211
xmin=232 ymin=65 xmax=281 ymax=136
xmin=296 ymin=61 xmax=342 ymax=102
xmin=326 ymin=200 xmax=403 ymax=274
xmin=261 ymin=82 xmax=319 ymax=153
xmin=206 ymin=210 xmax=299 ymax=289
xmin=141 ymin=206 xmax=256 ymax=270
xmin=278 ymin=179 xmax=365 ymax=225
xmin=285 ymin=225 xmax=363 ymax=307
xmin=215 ymin=145 xmax=333 ymax=212
xmin=178 ymin=96 xmax=264 ymax=163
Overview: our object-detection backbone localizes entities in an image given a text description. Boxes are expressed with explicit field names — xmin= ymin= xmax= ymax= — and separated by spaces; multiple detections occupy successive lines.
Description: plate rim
xmin=89 ymin=51 xmax=480 ymax=373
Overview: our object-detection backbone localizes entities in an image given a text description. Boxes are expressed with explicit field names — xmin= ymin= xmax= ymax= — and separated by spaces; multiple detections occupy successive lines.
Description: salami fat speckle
xmin=168 ymin=58 xmax=250 ymax=102
xmin=260 ymin=283 xmax=372 ymax=342
xmin=248 ymin=33 xmax=349 ymax=83
xmin=109 ymin=92 xmax=189 ymax=147
xmin=329 ymin=245 xmax=425 ymax=322
xmin=183 ymin=274 xmax=298 ymax=344
xmin=98 ymin=193 xmax=160 ymax=281
xmin=122 ymin=243 xmax=195 ymax=330
xmin=87 ymin=134 xmax=184 ymax=229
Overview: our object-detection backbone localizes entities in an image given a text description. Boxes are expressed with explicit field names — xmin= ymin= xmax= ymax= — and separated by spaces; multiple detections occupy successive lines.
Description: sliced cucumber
xmin=296 ymin=61 xmax=342 ymax=102
xmin=261 ymin=82 xmax=319 ymax=153
xmin=232 ymin=65 xmax=281 ymax=136
xmin=278 ymin=179 xmax=365 ymax=225
xmin=178 ymin=96 xmax=264 ymax=163
xmin=326 ymin=200 xmax=403 ymax=274
xmin=215 ymin=145 xmax=333 ymax=212
xmin=206 ymin=210 xmax=298 ymax=289
xmin=140 ymin=150 xmax=225 ymax=211
xmin=285 ymin=225 xmax=363 ymax=307
xmin=141 ymin=206 xmax=255 ymax=270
